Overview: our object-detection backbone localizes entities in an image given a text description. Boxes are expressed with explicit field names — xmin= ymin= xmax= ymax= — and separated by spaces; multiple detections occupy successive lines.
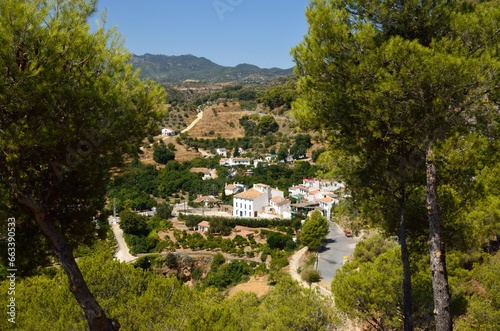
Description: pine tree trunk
xmin=399 ymin=185 xmax=414 ymax=331
xmin=425 ymin=147 xmax=452 ymax=331
xmin=17 ymin=194 xmax=119 ymax=331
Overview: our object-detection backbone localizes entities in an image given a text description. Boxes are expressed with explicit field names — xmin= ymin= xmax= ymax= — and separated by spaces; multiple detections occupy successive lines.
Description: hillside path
xmin=288 ymin=246 xmax=332 ymax=297
xmin=181 ymin=110 xmax=204 ymax=133
xmin=289 ymin=247 xmax=310 ymax=287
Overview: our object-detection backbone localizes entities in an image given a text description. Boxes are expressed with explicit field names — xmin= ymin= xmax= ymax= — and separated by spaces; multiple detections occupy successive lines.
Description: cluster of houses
xmin=288 ymin=178 xmax=345 ymax=220
xmin=222 ymin=177 xmax=345 ymax=220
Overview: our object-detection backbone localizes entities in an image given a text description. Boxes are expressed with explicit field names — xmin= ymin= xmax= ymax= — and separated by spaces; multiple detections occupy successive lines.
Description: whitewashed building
xmin=161 ymin=128 xmax=175 ymax=136
xmin=233 ymin=183 xmax=289 ymax=218
xmin=268 ymin=196 xmax=292 ymax=218
xmin=233 ymin=188 xmax=267 ymax=218
xmin=219 ymin=157 xmax=251 ymax=167
xmin=216 ymin=148 xmax=227 ymax=157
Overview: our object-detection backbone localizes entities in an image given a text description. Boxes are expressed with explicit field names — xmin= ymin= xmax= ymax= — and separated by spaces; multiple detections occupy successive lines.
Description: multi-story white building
xmin=233 ymin=188 xmax=267 ymax=217
xmin=318 ymin=196 xmax=338 ymax=220
xmin=233 ymin=183 xmax=288 ymax=218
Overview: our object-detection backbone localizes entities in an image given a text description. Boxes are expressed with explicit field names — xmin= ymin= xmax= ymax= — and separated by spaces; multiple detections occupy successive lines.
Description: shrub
xmin=301 ymin=268 xmax=321 ymax=284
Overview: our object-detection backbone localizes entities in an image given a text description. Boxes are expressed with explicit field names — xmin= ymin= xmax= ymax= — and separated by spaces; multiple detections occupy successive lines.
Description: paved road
xmin=316 ymin=222 xmax=359 ymax=289
xmin=109 ymin=217 xmax=137 ymax=263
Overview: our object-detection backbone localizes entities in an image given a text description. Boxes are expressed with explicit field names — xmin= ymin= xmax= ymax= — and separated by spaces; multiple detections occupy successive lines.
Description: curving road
xmin=316 ymin=222 xmax=359 ymax=289
xmin=109 ymin=217 xmax=137 ymax=263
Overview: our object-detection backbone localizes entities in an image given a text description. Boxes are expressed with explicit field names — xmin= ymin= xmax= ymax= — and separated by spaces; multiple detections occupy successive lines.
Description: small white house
xmin=219 ymin=157 xmax=251 ymax=167
xmin=216 ymin=148 xmax=227 ymax=157
xmin=189 ymin=167 xmax=212 ymax=180
xmin=224 ymin=182 xmax=247 ymax=196
xmin=161 ymin=128 xmax=175 ymax=136
xmin=269 ymin=196 xmax=291 ymax=218
xmin=232 ymin=157 xmax=251 ymax=166
xmin=197 ymin=221 xmax=210 ymax=233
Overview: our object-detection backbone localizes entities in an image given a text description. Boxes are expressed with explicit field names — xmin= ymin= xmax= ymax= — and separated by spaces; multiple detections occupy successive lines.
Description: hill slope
xmin=131 ymin=54 xmax=294 ymax=83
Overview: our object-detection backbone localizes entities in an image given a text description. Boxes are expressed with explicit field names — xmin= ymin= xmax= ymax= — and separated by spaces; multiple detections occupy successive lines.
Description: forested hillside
xmin=131 ymin=54 xmax=294 ymax=83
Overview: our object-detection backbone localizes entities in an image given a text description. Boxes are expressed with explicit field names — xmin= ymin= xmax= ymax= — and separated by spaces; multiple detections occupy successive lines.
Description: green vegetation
xmin=180 ymin=214 xmax=295 ymax=230
xmin=0 ymin=0 xmax=164 ymax=329
xmin=107 ymin=157 xmax=318 ymax=206
xmin=153 ymin=142 xmax=175 ymax=164
xmin=203 ymin=254 xmax=255 ymax=290
xmin=0 ymin=247 xmax=339 ymax=331
xmin=293 ymin=0 xmax=500 ymax=329
xmin=301 ymin=268 xmax=321 ymax=285
xmin=299 ymin=210 xmax=329 ymax=251
xmin=333 ymin=246 xmax=407 ymax=330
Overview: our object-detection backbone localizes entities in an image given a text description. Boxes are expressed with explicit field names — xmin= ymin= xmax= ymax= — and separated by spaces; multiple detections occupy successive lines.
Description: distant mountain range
xmin=130 ymin=54 xmax=294 ymax=84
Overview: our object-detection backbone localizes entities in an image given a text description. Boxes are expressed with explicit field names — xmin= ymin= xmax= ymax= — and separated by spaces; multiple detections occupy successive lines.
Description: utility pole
xmin=113 ymin=198 xmax=116 ymax=223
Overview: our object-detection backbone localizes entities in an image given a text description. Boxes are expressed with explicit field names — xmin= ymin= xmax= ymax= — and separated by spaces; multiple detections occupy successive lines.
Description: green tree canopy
xmin=299 ymin=210 xmax=329 ymax=251
xmin=257 ymin=115 xmax=279 ymax=135
xmin=0 ymin=0 xmax=165 ymax=329
xmin=155 ymin=202 xmax=173 ymax=219
xmin=292 ymin=1 xmax=500 ymax=329
xmin=118 ymin=210 xmax=149 ymax=236
xmin=153 ymin=143 xmax=175 ymax=164
xmin=333 ymin=247 xmax=406 ymax=330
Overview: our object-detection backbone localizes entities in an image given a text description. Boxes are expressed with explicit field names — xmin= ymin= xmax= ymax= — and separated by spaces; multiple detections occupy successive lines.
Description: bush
xmin=155 ymin=202 xmax=173 ymax=219
xmin=301 ymin=268 xmax=321 ymax=284
xmin=119 ymin=210 xmax=149 ymax=236
xmin=165 ymin=252 xmax=178 ymax=269
xmin=153 ymin=144 xmax=175 ymax=164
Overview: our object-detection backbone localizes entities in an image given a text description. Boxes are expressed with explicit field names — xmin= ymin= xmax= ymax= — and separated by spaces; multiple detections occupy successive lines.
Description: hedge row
xmin=179 ymin=214 xmax=293 ymax=229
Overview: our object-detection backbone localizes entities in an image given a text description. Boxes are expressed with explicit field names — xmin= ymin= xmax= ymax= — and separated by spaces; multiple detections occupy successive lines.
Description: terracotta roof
xmin=320 ymin=197 xmax=333 ymax=203
xmin=271 ymin=196 xmax=290 ymax=206
xmin=225 ymin=184 xmax=235 ymax=189
xmin=309 ymin=189 xmax=320 ymax=195
xmin=190 ymin=167 xmax=210 ymax=173
xmin=197 ymin=221 xmax=210 ymax=227
xmin=194 ymin=196 xmax=221 ymax=203
xmin=234 ymin=188 xmax=264 ymax=200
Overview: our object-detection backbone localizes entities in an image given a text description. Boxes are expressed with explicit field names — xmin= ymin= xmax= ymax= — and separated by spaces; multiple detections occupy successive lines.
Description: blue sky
xmin=93 ymin=0 xmax=310 ymax=69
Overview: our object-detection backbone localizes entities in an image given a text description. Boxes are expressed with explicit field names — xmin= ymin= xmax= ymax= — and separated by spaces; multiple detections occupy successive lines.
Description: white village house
xmin=219 ymin=157 xmax=251 ymax=167
xmin=161 ymin=128 xmax=175 ymax=136
xmin=197 ymin=221 xmax=210 ymax=233
xmin=189 ymin=167 xmax=212 ymax=180
xmin=233 ymin=183 xmax=290 ymax=218
xmin=267 ymin=196 xmax=292 ymax=219
xmin=216 ymin=148 xmax=227 ymax=157
xmin=224 ymin=182 xmax=247 ymax=196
